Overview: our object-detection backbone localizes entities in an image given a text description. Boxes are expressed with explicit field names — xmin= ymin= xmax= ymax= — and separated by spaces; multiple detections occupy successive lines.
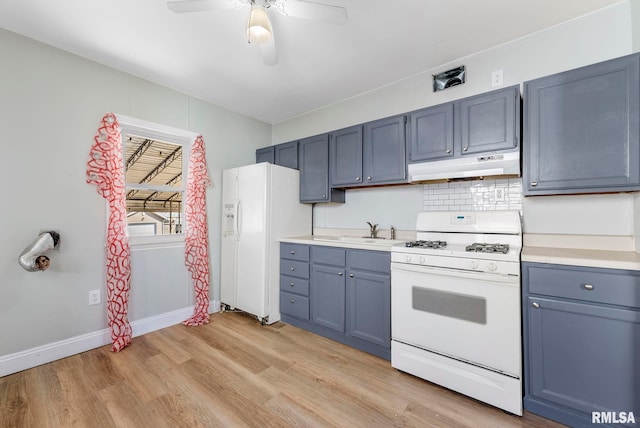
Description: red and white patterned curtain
xmin=86 ymin=113 xmax=132 ymax=352
xmin=182 ymin=135 xmax=212 ymax=326
xmin=87 ymin=115 xmax=212 ymax=351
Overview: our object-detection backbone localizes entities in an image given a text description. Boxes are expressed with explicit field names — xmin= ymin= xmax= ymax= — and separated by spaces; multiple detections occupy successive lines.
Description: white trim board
xmin=0 ymin=300 xmax=219 ymax=377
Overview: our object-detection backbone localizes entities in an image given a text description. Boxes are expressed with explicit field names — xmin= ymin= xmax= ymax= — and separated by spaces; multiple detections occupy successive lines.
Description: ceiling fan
xmin=167 ymin=0 xmax=348 ymax=66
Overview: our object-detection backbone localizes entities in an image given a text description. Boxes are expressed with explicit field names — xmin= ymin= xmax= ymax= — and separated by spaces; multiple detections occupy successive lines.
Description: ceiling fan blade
xmin=260 ymin=39 xmax=278 ymax=66
xmin=167 ymin=0 xmax=235 ymax=14
xmin=280 ymin=0 xmax=347 ymax=25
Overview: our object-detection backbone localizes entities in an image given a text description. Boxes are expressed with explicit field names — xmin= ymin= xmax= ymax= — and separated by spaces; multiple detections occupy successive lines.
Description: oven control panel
xmin=391 ymin=252 xmax=520 ymax=276
xmin=450 ymin=214 xmax=476 ymax=225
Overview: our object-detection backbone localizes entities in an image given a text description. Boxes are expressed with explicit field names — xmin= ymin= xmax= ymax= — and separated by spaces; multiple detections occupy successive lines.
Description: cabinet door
xmin=363 ymin=115 xmax=407 ymax=184
xmin=299 ymin=134 xmax=345 ymax=203
xmin=525 ymin=296 xmax=640 ymax=417
xmin=524 ymin=53 xmax=640 ymax=195
xmin=408 ymin=103 xmax=454 ymax=162
xmin=458 ymin=85 xmax=519 ymax=155
xmin=311 ymin=264 xmax=345 ymax=332
xmin=275 ymin=141 xmax=299 ymax=169
xmin=347 ymin=270 xmax=390 ymax=348
xmin=330 ymin=125 xmax=363 ymax=187
xmin=255 ymin=146 xmax=274 ymax=164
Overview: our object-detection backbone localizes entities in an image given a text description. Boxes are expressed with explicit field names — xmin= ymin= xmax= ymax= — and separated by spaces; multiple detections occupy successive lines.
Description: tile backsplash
xmin=422 ymin=178 xmax=523 ymax=212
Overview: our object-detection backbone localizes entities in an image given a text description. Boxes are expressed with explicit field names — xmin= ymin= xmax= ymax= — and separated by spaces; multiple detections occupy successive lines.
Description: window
xmin=117 ymin=115 xmax=198 ymax=243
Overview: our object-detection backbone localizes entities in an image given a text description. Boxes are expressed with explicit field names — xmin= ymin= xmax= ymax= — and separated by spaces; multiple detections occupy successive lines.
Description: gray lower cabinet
xmin=408 ymin=85 xmax=520 ymax=162
xmin=346 ymin=250 xmax=390 ymax=349
xmin=523 ymin=52 xmax=640 ymax=195
xmin=279 ymin=243 xmax=310 ymax=321
xmin=522 ymin=262 xmax=640 ymax=427
xmin=280 ymin=243 xmax=391 ymax=360
xmin=298 ymin=133 xmax=345 ymax=203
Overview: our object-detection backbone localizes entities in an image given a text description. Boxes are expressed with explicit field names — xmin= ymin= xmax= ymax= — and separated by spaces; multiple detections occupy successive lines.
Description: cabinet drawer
xmin=280 ymin=275 xmax=310 ymax=296
xmin=280 ymin=243 xmax=309 ymax=262
xmin=280 ymin=291 xmax=310 ymax=320
xmin=349 ymin=250 xmax=390 ymax=274
xmin=311 ymin=246 xmax=346 ymax=266
xmin=525 ymin=263 xmax=640 ymax=308
xmin=280 ymin=259 xmax=309 ymax=279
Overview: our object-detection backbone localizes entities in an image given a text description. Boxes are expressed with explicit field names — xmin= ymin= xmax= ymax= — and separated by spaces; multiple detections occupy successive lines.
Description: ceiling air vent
xmin=433 ymin=66 xmax=466 ymax=92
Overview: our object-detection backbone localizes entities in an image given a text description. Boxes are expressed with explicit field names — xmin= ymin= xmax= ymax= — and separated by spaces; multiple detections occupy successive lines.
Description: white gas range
xmin=391 ymin=210 xmax=523 ymax=416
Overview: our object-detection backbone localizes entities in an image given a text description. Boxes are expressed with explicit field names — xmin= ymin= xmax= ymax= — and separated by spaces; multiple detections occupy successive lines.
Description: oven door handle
xmin=391 ymin=262 xmax=519 ymax=285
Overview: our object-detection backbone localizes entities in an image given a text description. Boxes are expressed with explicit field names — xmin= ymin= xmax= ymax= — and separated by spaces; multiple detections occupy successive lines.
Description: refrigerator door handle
xmin=235 ymin=200 xmax=242 ymax=240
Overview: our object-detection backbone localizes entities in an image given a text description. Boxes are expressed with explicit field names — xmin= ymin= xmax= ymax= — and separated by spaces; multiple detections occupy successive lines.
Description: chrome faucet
xmin=366 ymin=222 xmax=378 ymax=238
xmin=390 ymin=226 xmax=396 ymax=240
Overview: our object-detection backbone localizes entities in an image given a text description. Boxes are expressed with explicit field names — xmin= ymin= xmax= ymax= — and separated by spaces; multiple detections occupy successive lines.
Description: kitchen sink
xmin=312 ymin=236 xmax=406 ymax=246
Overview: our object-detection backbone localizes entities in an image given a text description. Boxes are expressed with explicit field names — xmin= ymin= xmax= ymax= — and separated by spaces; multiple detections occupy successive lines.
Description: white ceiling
xmin=0 ymin=0 xmax=622 ymax=124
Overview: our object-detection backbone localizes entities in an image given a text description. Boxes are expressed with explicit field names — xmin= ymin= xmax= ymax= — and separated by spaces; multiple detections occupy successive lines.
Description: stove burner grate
xmin=465 ymin=243 xmax=510 ymax=254
xmin=405 ymin=240 xmax=447 ymax=249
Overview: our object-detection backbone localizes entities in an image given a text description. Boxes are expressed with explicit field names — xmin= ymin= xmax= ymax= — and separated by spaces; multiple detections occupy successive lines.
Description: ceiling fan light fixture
xmin=247 ymin=4 xmax=272 ymax=44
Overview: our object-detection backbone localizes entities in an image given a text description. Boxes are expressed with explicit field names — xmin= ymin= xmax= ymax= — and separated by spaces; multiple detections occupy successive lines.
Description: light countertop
xmin=522 ymin=234 xmax=640 ymax=271
xmin=280 ymin=235 xmax=407 ymax=252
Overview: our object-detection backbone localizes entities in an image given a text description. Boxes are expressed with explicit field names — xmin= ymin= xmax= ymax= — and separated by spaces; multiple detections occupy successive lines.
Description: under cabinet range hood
xmin=408 ymin=151 xmax=520 ymax=183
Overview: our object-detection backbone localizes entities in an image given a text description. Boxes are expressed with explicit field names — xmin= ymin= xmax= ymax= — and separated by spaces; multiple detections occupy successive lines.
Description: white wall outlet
xmin=495 ymin=188 xmax=505 ymax=202
xmin=491 ymin=69 xmax=504 ymax=87
xmin=88 ymin=289 xmax=101 ymax=306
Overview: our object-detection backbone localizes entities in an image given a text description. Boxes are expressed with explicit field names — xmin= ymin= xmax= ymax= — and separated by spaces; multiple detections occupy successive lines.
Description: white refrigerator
xmin=220 ymin=162 xmax=312 ymax=324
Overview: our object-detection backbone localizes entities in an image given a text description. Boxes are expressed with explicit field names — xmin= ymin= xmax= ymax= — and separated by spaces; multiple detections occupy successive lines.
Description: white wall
xmin=275 ymin=1 xmax=638 ymax=238
xmin=0 ymin=29 xmax=271 ymax=358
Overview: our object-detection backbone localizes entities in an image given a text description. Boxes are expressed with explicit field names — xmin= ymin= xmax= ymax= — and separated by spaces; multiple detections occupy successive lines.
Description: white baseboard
xmin=0 ymin=300 xmax=219 ymax=378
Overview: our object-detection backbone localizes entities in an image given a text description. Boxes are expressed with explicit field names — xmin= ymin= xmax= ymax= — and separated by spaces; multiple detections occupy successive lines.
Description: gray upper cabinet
xmin=330 ymin=116 xmax=407 ymax=188
xmin=274 ymin=141 xmax=299 ymax=169
xmin=298 ymin=133 xmax=345 ymax=203
xmin=362 ymin=115 xmax=407 ymax=185
xmin=255 ymin=146 xmax=274 ymax=164
xmin=408 ymin=85 xmax=520 ymax=163
xmin=330 ymin=125 xmax=363 ymax=187
xmin=458 ymin=85 xmax=519 ymax=155
xmin=524 ymin=53 xmax=640 ymax=195
xmin=256 ymin=142 xmax=299 ymax=169
xmin=408 ymin=103 xmax=454 ymax=162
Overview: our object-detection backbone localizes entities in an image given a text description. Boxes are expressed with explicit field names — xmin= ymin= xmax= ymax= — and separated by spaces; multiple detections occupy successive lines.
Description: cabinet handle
xmin=356 ymin=177 xmax=360 ymax=181
xmin=583 ymin=284 xmax=594 ymax=290
xmin=446 ymin=149 xmax=451 ymax=154
xmin=463 ymin=147 xmax=468 ymax=152
xmin=349 ymin=273 xmax=354 ymax=278
xmin=367 ymin=176 xmax=372 ymax=181
xmin=532 ymin=302 xmax=540 ymax=308
xmin=290 ymin=299 xmax=295 ymax=304
xmin=290 ymin=267 xmax=295 ymax=271
xmin=338 ymin=271 xmax=343 ymax=276
xmin=290 ymin=282 xmax=295 ymax=287
xmin=322 ymin=194 xmax=326 ymax=198
xmin=530 ymin=182 xmax=538 ymax=187
xmin=290 ymin=250 xmax=295 ymax=255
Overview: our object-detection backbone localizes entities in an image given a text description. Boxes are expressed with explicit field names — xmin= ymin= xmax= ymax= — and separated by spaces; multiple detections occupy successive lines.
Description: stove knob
xmin=488 ymin=262 xmax=498 ymax=271
xmin=419 ymin=256 xmax=426 ymax=264
xmin=406 ymin=255 xmax=412 ymax=263
xmin=471 ymin=261 xmax=479 ymax=270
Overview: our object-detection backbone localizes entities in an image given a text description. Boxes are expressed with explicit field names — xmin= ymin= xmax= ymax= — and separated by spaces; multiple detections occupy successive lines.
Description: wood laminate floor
xmin=0 ymin=312 xmax=565 ymax=428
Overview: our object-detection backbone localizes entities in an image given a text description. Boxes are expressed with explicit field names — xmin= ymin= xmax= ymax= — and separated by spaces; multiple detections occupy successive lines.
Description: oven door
xmin=391 ymin=262 xmax=521 ymax=377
